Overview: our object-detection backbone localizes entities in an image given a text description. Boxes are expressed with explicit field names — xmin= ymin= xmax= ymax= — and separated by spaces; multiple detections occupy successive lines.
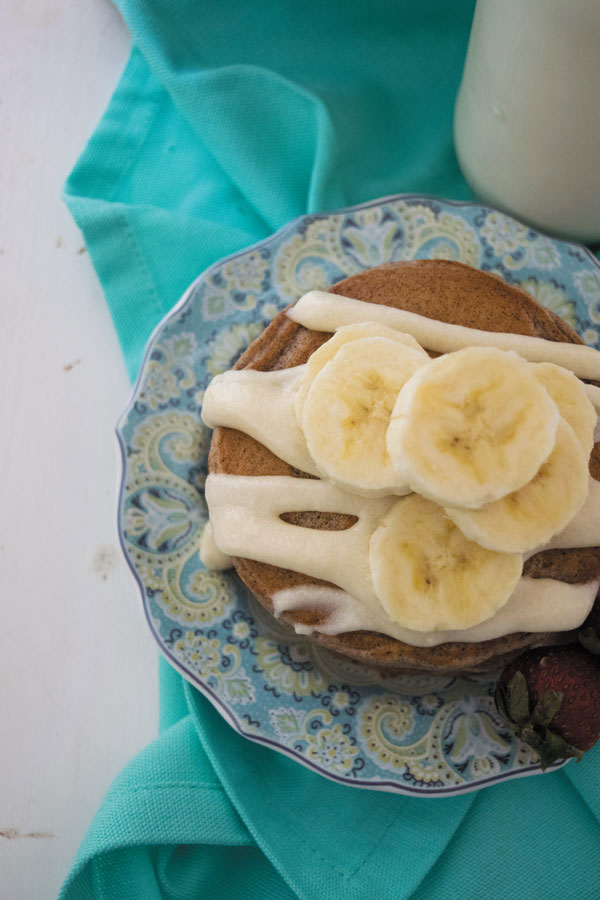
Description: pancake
xmin=208 ymin=260 xmax=600 ymax=673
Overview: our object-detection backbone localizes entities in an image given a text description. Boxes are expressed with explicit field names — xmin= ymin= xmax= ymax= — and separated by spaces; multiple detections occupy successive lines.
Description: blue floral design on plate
xmin=117 ymin=194 xmax=600 ymax=796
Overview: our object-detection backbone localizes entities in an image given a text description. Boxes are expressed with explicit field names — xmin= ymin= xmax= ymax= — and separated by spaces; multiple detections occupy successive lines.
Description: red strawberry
xmin=495 ymin=644 xmax=600 ymax=770
xmin=579 ymin=595 xmax=600 ymax=655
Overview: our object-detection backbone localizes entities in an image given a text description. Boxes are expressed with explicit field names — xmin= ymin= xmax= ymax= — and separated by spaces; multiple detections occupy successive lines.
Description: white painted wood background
xmin=0 ymin=2 xmax=159 ymax=898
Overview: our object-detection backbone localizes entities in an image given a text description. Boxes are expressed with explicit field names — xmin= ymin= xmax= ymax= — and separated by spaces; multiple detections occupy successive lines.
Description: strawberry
xmin=495 ymin=644 xmax=600 ymax=770
xmin=579 ymin=595 xmax=600 ymax=655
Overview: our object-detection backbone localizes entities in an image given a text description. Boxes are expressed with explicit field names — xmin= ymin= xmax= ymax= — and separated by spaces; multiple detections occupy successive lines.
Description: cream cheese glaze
xmin=270 ymin=580 xmax=598 ymax=647
xmin=202 ymin=293 xmax=600 ymax=645
xmin=201 ymin=368 xmax=600 ymax=554
xmin=531 ymin=478 xmax=600 ymax=553
xmin=205 ymin=474 xmax=391 ymax=612
xmin=201 ymin=366 xmax=316 ymax=475
xmin=585 ymin=383 xmax=600 ymax=413
xmin=205 ymin=472 xmax=600 ymax=643
xmin=288 ymin=291 xmax=600 ymax=381
xmin=199 ymin=521 xmax=233 ymax=571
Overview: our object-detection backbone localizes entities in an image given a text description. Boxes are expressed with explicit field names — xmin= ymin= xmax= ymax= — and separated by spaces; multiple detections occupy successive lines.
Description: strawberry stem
xmin=532 ymin=690 xmax=563 ymax=726
xmin=496 ymin=674 xmax=583 ymax=770
xmin=506 ymin=671 xmax=530 ymax=722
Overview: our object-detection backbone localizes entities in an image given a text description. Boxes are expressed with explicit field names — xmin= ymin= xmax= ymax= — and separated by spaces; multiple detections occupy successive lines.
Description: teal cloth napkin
xmin=61 ymin=2 xmax=600 ymax=897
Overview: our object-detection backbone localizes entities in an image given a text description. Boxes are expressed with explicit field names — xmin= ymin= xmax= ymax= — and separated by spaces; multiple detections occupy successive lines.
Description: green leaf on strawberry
xmin=495 ymin=644 xmax=600 ymax=770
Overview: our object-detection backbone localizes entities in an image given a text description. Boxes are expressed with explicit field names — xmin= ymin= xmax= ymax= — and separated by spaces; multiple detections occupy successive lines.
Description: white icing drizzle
xmin=271 ymin=580 xmax=598 ymax=647
xmin=203 ymin=365 xmax=600 ymax=560
xmin=532 ymin=478 xmax=600 ymax=553
xmin=206 ymin=474 xmax=392 ymax=612
xmin=202 ymin=290 xmax=600 ymax=643
xmin=288 ymin=291 xmax=600 ymax=381
xmin=273 ymin=587 xmax=372 ymax=636
xmin=205 ymin=473 xmax=600 ymax=643
xmin=584 ymin=383 xmax=600 ymax=413
xmin=586 ymin=385 xmax=600 ymax=443
xmin=201 ymin=365 xmax=319 ymax=476
xmin=200 ymin=521 xmax=233 ymax=571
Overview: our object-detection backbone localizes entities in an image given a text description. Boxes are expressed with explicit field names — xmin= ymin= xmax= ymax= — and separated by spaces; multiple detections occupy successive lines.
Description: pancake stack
xmin=208 ymin=261 xmax=600 ymax=673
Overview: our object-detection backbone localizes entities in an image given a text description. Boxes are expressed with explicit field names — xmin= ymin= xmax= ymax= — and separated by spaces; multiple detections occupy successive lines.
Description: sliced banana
xmin=369 ymin=494 xmax=523 ymax=631
xmin=301 ymin=336 xmax=428 ymax=496
xmin=446 ymin=418 xmax=589 ymax=553
xmin=295 ymin=322 xmax=427 ymax=422
xmin=387 ymin=346 xmax=560 ymax=510
xmin=531 ymin=361 xmax=596 ymax=458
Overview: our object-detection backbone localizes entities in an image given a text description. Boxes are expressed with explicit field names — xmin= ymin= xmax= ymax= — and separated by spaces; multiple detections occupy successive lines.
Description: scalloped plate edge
xmin=112 ymin=505 xmax=568 ymax=798
xmin=115 ymin=192 xmax=592 ymax=796
xmin=116 ymin=192 xmax=600 ymax=438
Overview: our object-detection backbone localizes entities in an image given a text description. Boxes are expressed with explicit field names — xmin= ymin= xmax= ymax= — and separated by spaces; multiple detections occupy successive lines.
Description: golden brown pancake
xmin=208 ymin=260 xmax=600 ymax=673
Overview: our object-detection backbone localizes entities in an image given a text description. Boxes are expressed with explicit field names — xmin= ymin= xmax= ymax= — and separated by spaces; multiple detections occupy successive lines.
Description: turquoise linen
xmin=61 ymin=2 xmax=600 ymax=897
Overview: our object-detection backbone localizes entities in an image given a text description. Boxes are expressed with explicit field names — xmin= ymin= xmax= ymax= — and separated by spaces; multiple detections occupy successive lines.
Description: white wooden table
xmin=1 ymin=3 xmax=159 ymax=897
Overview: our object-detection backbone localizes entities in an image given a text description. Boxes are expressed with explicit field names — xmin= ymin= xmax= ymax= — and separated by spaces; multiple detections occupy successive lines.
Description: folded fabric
xmin=61 ymin=1 xmax=600 ymax=897
xmin=64 ymin=0 xmax=474 ymax=382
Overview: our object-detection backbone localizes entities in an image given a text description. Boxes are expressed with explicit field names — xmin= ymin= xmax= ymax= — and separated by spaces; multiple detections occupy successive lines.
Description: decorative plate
xmin=117 ymin=194 xmax=600 ymax=796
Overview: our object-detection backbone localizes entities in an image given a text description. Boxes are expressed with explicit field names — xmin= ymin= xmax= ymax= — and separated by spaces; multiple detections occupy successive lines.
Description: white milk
xmin=454 ymin=0 xmax=600 ymax=242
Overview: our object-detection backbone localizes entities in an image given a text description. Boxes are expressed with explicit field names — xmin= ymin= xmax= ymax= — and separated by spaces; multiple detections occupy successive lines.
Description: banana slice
xmin=387 ymin=346 xmax=560 ymax=510
xmin=295 ymin=322 xmax=427 ymax=422
xmin=369 ymin=494 xmax=523 ymax=631
xmin=531 ymin=361 xmax=596 ymax=457
xmin=446 ymin=418 xmax=589 ymax=553
xmin=301 ymin=336 xmax=428 ymax=496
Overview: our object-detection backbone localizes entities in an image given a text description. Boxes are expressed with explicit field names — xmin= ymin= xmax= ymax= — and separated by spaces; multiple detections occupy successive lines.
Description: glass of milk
xmin=454 ymin=0 xmax=600 ymax=243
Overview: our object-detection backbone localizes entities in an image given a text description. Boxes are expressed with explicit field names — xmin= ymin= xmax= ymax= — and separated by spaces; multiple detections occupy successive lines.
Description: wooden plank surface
xmin=0 ymin=3 xmax=159 ymax=897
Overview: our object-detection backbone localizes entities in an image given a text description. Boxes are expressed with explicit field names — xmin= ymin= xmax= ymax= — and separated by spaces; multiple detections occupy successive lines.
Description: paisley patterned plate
xmin=117 ymin=194 xmax=600 ymax=796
